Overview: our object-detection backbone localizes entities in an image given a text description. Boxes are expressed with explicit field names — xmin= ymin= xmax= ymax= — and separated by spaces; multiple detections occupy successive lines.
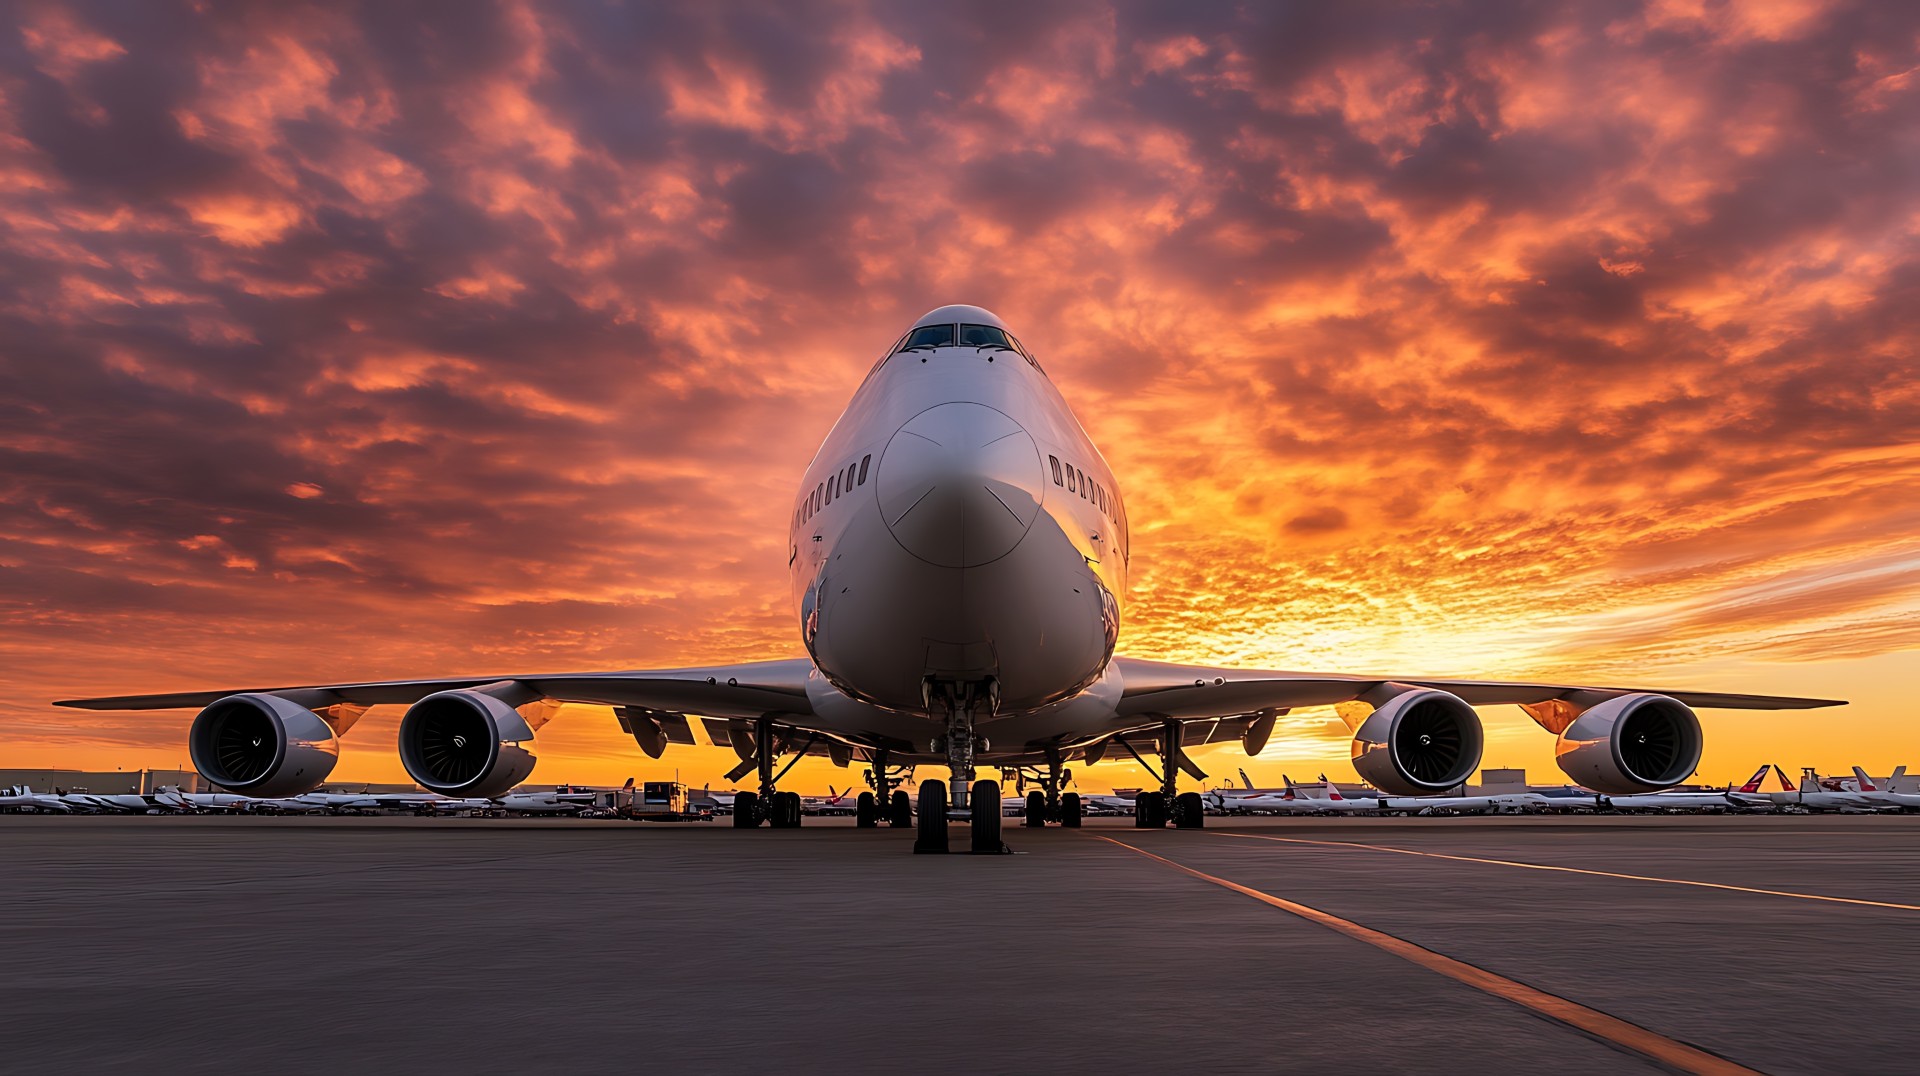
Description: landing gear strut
xmin=921 ymin=677 xmax=1007 ymax=854
xmin=731 ymin=717 xmax=805 ymax=829
xmin=1130 ymin=719 xmax=1205 ymax=829
xmin=861 ymin=749 xmax=915 ymax=829
xmin=1010 ymin=750 xmax=1071 ymax=827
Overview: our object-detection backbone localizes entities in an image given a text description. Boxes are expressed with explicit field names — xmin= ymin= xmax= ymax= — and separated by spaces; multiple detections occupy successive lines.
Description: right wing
xmin=1110 ymin=656 xmax=1845 ymax=719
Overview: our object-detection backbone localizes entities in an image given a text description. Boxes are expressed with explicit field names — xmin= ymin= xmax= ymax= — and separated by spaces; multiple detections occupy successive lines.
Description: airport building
xmin=0 ymin=768 xmax=204 ymax=794
xmin=1479 ymin=768 xmax=1530 ymax=794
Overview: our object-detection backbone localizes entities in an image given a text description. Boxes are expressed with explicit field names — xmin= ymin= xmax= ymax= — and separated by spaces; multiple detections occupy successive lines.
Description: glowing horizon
xmin=1 ymin=2 xmax=1915 ymax=794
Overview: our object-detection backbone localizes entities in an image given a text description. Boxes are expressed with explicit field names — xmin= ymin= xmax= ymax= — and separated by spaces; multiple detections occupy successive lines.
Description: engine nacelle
xmin=188 ymin=693 xmax=340 ymax=797
xmin=398 ymin=689 xmax=538 ymax=798
xmin=1554 ymin=693 xmax=1702 ymax=794
xmin=1350 ymin=688 xmax=1485 ymax=796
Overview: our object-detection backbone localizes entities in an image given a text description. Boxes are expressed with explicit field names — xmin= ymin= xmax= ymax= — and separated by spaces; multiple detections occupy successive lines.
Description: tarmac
xmin=4 ymin=813 xmax=1918 ymax=1075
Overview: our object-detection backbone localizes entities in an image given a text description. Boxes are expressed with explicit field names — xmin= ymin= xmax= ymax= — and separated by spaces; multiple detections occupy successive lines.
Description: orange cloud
xmin=0 ymin=0 xmax=1914 ymax=791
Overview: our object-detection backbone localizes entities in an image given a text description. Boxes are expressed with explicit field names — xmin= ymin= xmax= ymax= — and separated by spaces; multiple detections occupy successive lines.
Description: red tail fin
xmin=1736 ymin=765 xmax=1770 ymax=794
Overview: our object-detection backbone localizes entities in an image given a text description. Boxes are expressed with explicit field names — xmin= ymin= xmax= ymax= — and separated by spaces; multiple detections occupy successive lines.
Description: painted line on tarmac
xmin=1095 ymin=835 xmax=1762 ymax=1076
xmin=1211 ymin=832 xmax=1920 ymax=913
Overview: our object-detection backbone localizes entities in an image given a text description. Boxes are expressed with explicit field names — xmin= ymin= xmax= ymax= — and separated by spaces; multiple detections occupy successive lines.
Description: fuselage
xmin=788 ymin=306 xmax=1127 ymax=752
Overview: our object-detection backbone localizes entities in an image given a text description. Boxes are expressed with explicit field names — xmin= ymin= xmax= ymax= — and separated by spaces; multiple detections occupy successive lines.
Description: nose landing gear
xmin=917 ymin=677 xmax=1009 ymax=854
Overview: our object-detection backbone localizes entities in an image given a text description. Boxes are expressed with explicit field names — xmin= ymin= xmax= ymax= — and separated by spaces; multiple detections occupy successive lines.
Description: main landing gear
xmin=1131 ymin=719 xmax=1206 ymax=830
xmin=730 ymin=717 xmax=805 ymax=829
xmin=1009 ymin=750 xmax=1078 ymax=828
xmin=857 ymin=750 xmax=915 ymax=829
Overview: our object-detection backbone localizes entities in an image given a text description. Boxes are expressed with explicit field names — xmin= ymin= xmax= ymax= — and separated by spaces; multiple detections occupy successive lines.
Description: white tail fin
xmin=1735 ymin=765 xmax=1770 ymax=794
xmin=1892 ymin=765 xmax=1909 ymax=792
xmin=1319 ymin=774 xmax=1344 ymax=801
xmin=1239 ymin=768 xmax=1255 ymax=791
xmin=1281 ymin=775 xmax=1297 ymax=800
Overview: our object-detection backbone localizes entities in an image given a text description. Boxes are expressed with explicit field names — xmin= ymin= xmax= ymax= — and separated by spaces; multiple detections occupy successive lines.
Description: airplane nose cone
xmin=878 ymin=402 xmax=1044 ymax=568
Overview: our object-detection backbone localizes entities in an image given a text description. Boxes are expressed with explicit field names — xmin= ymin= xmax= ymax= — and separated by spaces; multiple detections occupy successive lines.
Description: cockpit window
xmin=899 ymin=324 xmax=955 ymax=350
xmin=960 ymin=324 xmax=1016 ymax=349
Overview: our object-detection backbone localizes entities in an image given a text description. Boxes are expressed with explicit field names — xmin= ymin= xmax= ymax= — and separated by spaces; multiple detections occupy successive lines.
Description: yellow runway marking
xmin=1213 ymin=832 xmax=1920 ymax=912
xmin=1096 ymin=835 xmax=1762 ymax=1076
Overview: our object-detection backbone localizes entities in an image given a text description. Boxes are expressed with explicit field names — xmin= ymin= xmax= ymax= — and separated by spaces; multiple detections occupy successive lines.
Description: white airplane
xmin=1601 ymin=790 xmax=1734 ymax=811
xmin=1208 ymin=768 xmax=1296 ymax=811
xmin=1599 ymin=765 xmax=1775 ymax=812
xmin=1074 ymin=792 xmax=1137 ymax=815
xmin=494 ymin=786 xmax=596 ymax=814
xmin=1746 ymin=766 xmax=1880 ymax=811
xmin=1234 ymin=775 xmax=1377 ymax=815
xmin=1 ymin=785 xmax=72 ymax=812
xmin=804 ymin=786 xmax=859 ymax=815
xmin=1377 ymin=791 xmax=1555 ymax=814
xmin=57 ymin=305 xmax=1846 ymax=854
xmin=89 ymin=794 xmax=163 ymax=813
xmin=1848 ymin=766 xmax=1918 ymax=809
xmin=154 ymin=786 xmax=253 ymax=811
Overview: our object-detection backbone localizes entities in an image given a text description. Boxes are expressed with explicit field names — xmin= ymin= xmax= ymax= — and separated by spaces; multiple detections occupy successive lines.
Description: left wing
xmin=55 ymin=659 xmax=818 ymax=720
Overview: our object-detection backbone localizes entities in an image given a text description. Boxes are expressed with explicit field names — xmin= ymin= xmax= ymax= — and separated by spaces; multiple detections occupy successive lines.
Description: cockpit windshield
xmin=960 ymin=324 xmax=1017 ymax=350
xmin=899 ymin=323 xmax=955 ymax=350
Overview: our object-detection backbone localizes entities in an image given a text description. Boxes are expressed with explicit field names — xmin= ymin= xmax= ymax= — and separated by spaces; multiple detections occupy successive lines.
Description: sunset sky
xmin=1 ymin=1 xmax=1915 ymax=793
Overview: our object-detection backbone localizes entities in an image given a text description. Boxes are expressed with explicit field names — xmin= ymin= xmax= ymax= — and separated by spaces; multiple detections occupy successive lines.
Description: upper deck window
xmin=960 ymin=324 xmax=1017 ymax=350
xmin=899 ymin=324 xmax=955 ymax=351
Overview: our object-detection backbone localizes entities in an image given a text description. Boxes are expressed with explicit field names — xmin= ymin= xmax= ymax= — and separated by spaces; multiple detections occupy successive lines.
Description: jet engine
xmin=1554 ymin=693 xmax=1701 ymax=794
xmin=1349 ymin=687 xmax=1485 ymax=796
xmin=398 ymin=689 xmax=538 ymax=798
xmin=188 ymin=693 xmax=340 ymax=797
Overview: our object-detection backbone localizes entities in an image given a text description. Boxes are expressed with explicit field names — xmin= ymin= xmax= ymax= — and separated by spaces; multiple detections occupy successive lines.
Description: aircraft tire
xmin=733 ymin=791 xmax=760 ymax=828
xmin=889 ymin=789 xmax=913 ymax=827
xmin=971 ymin=779 xmax=1005 ymax=853
xmin=1134 ymin=791 xmax=1165 ymax=828
xmin=914 ymin=780 xmax=948 ymax=854
xmin=856 ymin=791 xmax=878 ymax=828
xmin=776 ymin=791 xmax=803 ymax=828
xmin=1025 ymin=790 xmax=1046 ymax=827
xmin=1059 ymin=792 xmax=1081 ymax=827
xmin=1174 ymin=791 xmax=1206 ymax=829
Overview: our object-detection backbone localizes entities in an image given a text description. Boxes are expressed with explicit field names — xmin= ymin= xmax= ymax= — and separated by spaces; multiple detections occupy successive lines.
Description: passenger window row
xmin=796 ymin=453 xmax=872 ymax=530
xmin=1047 ymin=453 xmax=1125 ymax=535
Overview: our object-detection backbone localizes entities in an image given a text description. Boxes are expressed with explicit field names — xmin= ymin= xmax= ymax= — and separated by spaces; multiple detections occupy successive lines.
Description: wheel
xmin=1025 ymin=790 xmax=1046 ymax=827
xmin=914 ymin=780 xmax=948 ymax=854
xmin=1134 ymin=791 xmax=1165 ymax=828
xmin=776 ymin=791 xmax=803 ymax=828
xmin=1059 ymin=791 xmax=1081 ymax=828
xmin=1174 ymin=791 xmax=1206 ymax=829
xmin=889 ymin=789 xmax=913 ymax=827
xmin=971 ymin=779 xmax=1004 ymax=853
xmin=855 ymin=791 xmax=878 ymax=828
xmin=732 ymin=791 xmax=760 ymax=828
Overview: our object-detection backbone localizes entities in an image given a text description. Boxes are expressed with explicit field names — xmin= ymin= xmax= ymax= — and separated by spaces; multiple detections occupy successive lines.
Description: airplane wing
xmin=54 ymin=659 xmax=818 ymax=719
xmin=1111 ymin=656 xmax=1845 ymax=718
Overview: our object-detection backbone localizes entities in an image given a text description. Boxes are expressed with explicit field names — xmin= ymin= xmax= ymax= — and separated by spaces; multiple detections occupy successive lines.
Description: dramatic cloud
xmin=2 ymin=0 xmax=1915 ymax=787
